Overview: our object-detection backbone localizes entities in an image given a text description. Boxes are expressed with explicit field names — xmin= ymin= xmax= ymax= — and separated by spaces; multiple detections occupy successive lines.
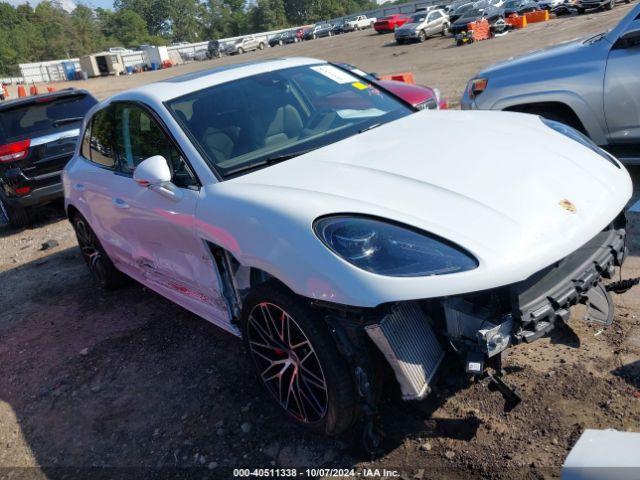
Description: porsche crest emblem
xmin=559 ymin=199 xmax=577 ymax=213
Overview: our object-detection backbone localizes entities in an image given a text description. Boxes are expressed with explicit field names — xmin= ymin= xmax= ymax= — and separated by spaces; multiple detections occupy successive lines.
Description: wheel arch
xmin=504 ymin=101 xmax=588 ymax=133
xmin=490 ymin=92 xmax=608 ymax=145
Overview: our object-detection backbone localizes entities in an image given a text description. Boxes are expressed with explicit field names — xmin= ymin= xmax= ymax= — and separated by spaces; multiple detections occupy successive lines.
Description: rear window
xmin=0 ymin=94 xmax=97 ymax=143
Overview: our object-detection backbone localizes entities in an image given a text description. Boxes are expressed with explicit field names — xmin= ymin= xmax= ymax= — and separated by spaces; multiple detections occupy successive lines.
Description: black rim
xmin=247 ymin=302 xmax=329 ymax=423
xmin=75 ymin=218 xmax=108 ymax=284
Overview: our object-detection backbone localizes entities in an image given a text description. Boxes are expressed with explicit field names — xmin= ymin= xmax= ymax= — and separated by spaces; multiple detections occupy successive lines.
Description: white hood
xmin=212 ymin=110 xmax=631 ymax=306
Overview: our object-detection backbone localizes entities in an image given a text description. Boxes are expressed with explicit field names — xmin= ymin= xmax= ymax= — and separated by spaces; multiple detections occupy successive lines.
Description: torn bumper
xmin=362 ymin=222 xmax=626 ymax=401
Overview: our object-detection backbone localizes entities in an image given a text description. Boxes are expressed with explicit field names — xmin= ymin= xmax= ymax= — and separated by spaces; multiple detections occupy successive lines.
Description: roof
xmin=115 ymin=57 xmax=324 ymax=104
xmin=0 ymin=88 xmax=92 ymax=111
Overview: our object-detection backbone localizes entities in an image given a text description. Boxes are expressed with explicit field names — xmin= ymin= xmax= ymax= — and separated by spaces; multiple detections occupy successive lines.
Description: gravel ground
xmin=1 ymin=5 xmax=640 ymax=479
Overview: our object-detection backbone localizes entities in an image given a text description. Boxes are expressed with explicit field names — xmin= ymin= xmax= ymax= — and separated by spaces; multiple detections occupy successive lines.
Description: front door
xmin=604 ymin=20 xmax=640 ymax=144
xmin=108 ymin=102 xmax=231 ymax=329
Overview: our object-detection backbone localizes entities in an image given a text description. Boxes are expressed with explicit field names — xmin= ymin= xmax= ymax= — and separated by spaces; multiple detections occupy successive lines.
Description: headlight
xmin=467 ymin=77 xmax=488 ymax=99
xmin=314 ymin=215 xmax=478 ymax=277
xmin=540 ymin=117 xmax=620 ymax=168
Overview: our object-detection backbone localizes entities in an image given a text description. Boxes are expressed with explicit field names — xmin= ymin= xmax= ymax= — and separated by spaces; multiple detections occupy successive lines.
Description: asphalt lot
xmin=1 ymin=4 xmax=640 ymax=478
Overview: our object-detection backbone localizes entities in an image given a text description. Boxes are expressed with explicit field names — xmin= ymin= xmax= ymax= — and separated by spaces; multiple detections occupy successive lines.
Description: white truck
xmin=344 ymin=14 xmax=377 ymax=31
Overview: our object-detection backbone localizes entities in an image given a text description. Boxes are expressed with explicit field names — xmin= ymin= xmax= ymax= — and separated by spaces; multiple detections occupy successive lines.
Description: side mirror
xmin=133 ymin=155 xmax=183 ymax=202
xmin=614 ymin=28 xmax=640 ymax=49
xmin=134 ymin=155 xmax=171 ymax=187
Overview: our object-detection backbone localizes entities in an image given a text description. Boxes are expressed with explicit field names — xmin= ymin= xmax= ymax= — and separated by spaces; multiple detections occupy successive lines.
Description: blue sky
xmin=6 ymin=0 xmax=116 ymax=10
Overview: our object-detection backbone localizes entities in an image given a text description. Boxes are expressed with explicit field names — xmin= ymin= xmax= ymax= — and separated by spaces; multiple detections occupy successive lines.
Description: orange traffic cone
xmin=2 ymin=85 xmax=8 ymax=99
xmin=18 ymin=85 xmax=26 ymax=97
xmin=29 ymin=84 xmax=39 ymax=96
xmin=47 ymin=86 xmax=56 ymax=92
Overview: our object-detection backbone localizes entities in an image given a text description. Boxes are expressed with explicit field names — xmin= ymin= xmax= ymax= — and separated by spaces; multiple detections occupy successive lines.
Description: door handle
xmin=112 ymin=198 xmax=130 ymax=209
xmin=73 ymin=183 xmax=85 ymax=192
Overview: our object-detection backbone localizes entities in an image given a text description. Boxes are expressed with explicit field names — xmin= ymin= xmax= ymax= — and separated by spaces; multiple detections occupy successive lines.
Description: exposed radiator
xmin=365 ymin=302 xmax=444 ymax=401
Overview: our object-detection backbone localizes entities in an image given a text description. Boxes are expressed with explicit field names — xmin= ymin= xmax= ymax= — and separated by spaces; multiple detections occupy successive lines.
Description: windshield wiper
xmin=226 ymin=148 xmax=316 ymax=176
xmin=52 ymin=117 xmax=84 ymax=127
xmin=358 ymin=123 xmax=382 ymax=134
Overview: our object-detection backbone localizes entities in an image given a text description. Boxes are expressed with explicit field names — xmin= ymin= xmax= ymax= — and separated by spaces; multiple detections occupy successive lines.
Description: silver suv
xmin=461 ymin=4 xmax=640 ymax=163
xmin=394 ymin=9 xmax=450 ymax=43
xmin=221 ymin=36 xmax=265 ymax=55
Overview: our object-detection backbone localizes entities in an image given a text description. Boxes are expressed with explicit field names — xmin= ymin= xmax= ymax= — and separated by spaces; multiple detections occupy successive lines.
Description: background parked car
xmin=576 ymin=0 xmax=630 ymax=13
xmin=207 ymin=40 xmax=223 ymax=58
xmin=331 ymin=21 xmax=347 ymax=34
xmin=220 ymin=36 xmax=265 ymax=55
xmin=503 ymin=0 xmax=540 ymax=15
xmin=461 ymin=3 xmax=640 ymax=163
xmin=268 ymin=32 xmax=285 ymax=47
xmin=0 ymin=89 xmax=97 ymax=227
xmin=394 ymin=10 xmax=450 ymax=44
xmin=344 ymin=14 xmax=376 ymax=31
xmin=449 ymin=5 xmax=505 ymax=35
xmin=303 ymin=24 xmax=333 ymax=40
xmin=374 ymin=14 xmax=411 ymax=33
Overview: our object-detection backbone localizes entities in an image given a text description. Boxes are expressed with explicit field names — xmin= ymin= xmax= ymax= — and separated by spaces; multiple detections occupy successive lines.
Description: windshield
xmin=410 ymin=13 xmax=427 ymax=22
xmin=167 ymin=64 xmax=412 ymax=178
xmin=454 ymin=3 xmax=474 ymax=13
xmin=461 ymin=8 xmax=483 ymax=17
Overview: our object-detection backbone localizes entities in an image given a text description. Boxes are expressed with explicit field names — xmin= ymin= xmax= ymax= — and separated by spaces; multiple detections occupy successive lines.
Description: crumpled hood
xmin=227 ymin=110 xmax=631 ymax=279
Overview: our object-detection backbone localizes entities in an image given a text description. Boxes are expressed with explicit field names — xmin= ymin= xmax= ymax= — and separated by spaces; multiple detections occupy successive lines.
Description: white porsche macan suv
xmin=63 ymin=58 xmax=632 ymax=441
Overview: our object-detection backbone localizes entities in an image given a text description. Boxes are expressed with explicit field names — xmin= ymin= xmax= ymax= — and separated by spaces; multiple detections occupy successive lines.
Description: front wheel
xmin=237 ymin=47 xmax=244 ymax=54
xmin=442 ymin=23 xmax=450 ymax=35
xmin=241 ymin=282 xmax=357 ymax=436
xmin=258 ymin=42 xmax=265 ymax=50
xmin=72 ymin=212 xmax=128 ymax=290
xmin=577 ymin=7 xmax=586 ymax=13
xmin=605 ymin=0 xmax=614 ymax=9
xmin=418 ymin=29 xmax=427 ymax=42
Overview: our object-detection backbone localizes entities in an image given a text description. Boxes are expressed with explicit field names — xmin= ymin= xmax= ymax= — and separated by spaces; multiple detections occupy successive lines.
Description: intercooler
xmin=365 ymin=302 xmax=444 ymax=401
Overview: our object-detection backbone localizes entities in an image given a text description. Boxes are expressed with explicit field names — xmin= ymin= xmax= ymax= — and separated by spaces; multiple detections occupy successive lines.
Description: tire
xmin=258 ymin=42 xmax=265 ymax=50
xmin=418 ymin=29 xmax=427 ymax=42
xmin=241 ymin=281 xmax=357 ymax=436
xmin=0 ymin=197 xmax=29 ymax=229
xmin=577 ymin=7 xmax=585 ymax=13
xmin=279 ymin=40 xmax=283 ymax=46
xmin=442 ymin=23 xmax=450 ymax=36
xmin=605 ymin=0 xmax=614 ymax=9
xmin=396 ymin=38 xmax=405 ymax=44
xmin=237 ymin=47 xmax=244 ymax=54
xmin=71 ymin=212 xmax=128 ymax=290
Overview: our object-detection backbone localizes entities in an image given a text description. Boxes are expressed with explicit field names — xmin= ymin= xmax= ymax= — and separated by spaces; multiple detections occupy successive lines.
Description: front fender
xmin=490 ymin=90 xmax=608 ymax=145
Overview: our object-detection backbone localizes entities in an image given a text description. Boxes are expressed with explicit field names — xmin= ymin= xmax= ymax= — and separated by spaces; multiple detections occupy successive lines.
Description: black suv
xmin=0 ymin=89 xmax=97 ymax=227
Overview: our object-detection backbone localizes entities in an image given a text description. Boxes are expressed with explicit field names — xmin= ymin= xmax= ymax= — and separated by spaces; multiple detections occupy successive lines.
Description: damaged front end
xmin=328 ymin=217 xmax=628 ymax=411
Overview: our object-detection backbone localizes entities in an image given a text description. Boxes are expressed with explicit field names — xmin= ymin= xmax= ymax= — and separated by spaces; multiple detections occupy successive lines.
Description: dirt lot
xmin=2 ymin=5 xmax=640 ymax=479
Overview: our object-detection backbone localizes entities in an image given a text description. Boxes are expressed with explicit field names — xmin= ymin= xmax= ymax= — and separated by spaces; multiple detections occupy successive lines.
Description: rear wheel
xmin=241 ymin=282 xmax=357 ymax=436
xmin=0 ymin=197 xmax=29 ymax=229
xmin=72 ymin=212 xmax=128 ymax=290
xmin=258 ymin=42 xmax=265 ymax=50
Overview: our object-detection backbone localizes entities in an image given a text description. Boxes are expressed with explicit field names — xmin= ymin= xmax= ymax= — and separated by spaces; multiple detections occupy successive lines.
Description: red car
xmin=337 ymin=63 xmax=447 ymax=110
xmin=374 ymin=14 xmax=411 ymax=33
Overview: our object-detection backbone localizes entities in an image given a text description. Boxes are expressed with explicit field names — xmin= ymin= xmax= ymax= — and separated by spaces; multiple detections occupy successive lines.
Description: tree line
xmin=0 ymin=0 xmax=377 ymax=75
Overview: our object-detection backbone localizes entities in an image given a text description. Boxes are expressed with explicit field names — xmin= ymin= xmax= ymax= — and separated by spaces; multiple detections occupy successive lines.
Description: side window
xmin=113 ymin=103 xmax=197 ymax=188
xmin=89 ymin=107 xmax=116 ymax=168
